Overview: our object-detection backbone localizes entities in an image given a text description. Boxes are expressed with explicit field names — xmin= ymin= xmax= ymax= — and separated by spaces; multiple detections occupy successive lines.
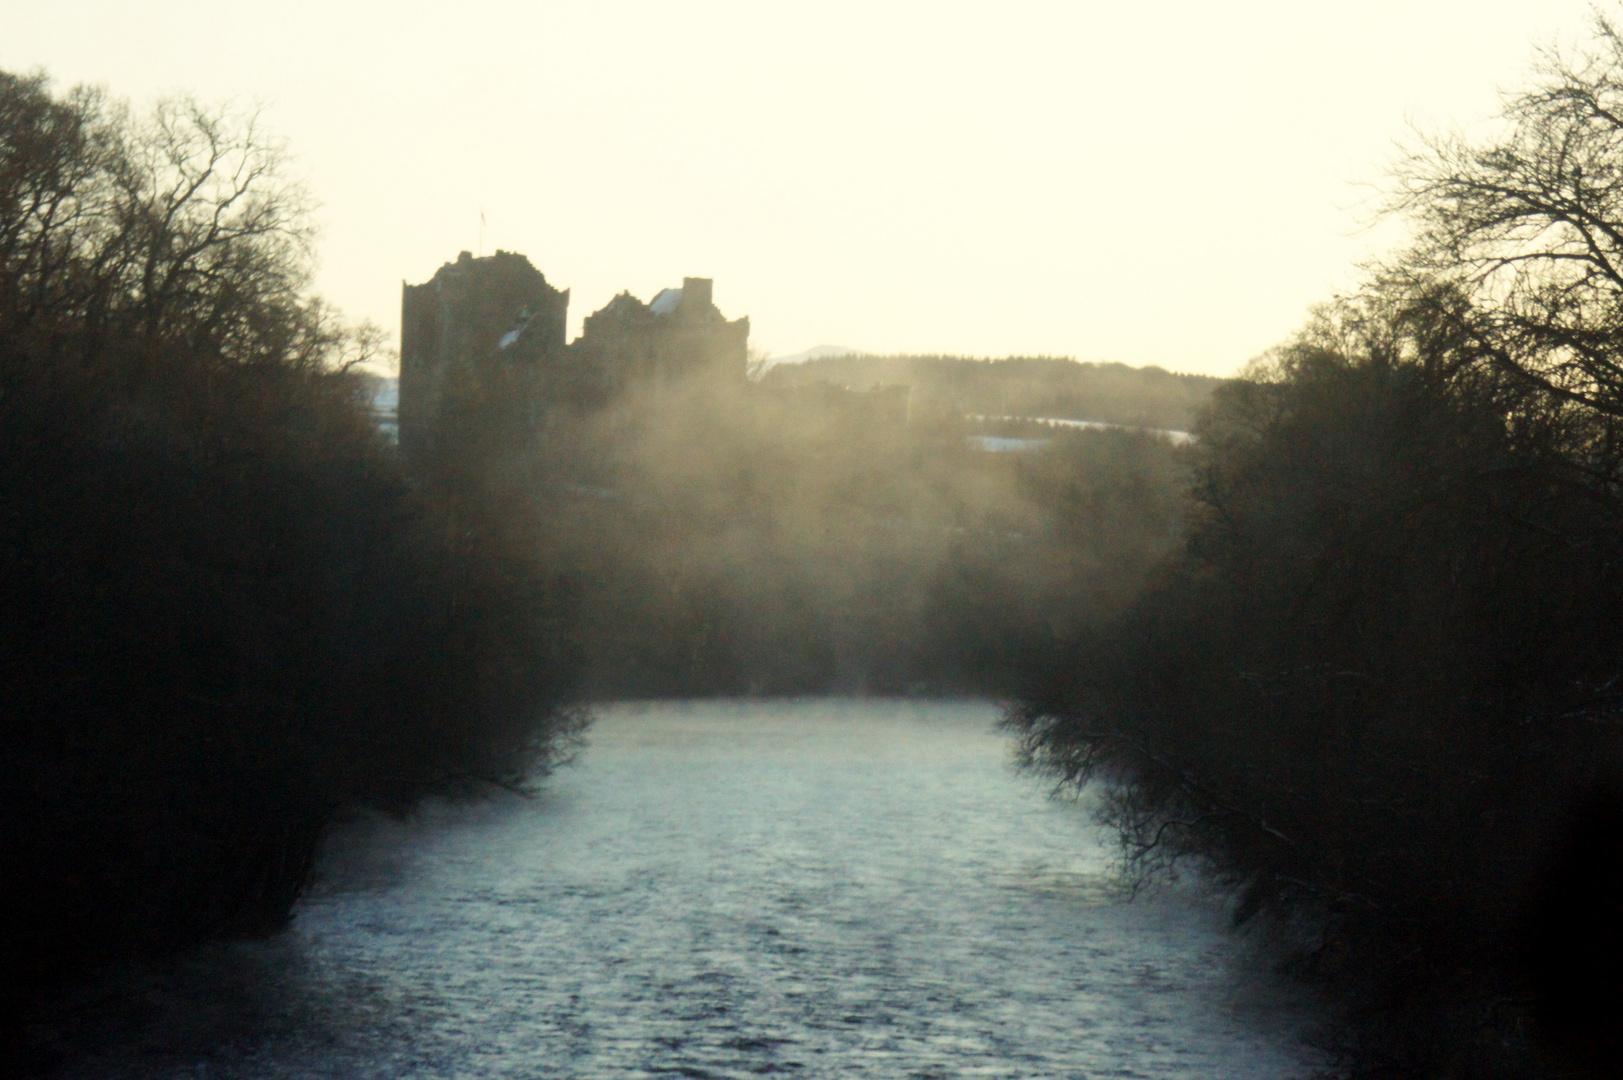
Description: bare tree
xmin=0 ymin=73 xmax=121 ymax=328
xmin=1389 ymin=10 xmax=1623 ymax=417
xmin=0 ymin=72 xmax=337 ymax=375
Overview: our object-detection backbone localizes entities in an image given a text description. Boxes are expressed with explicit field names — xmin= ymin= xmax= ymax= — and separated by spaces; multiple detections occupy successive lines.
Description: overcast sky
xmin=6 ymin=1 xmax=1605 ymax=375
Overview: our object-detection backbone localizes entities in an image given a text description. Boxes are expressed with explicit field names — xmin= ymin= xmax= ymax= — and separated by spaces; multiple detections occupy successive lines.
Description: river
xmin=51 ymin=699 xmax=1321 ymax=1078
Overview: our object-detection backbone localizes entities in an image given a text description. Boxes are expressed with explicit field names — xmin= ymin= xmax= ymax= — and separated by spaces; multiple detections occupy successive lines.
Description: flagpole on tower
xmin=478 ymin=203 xmax=485 ymax=258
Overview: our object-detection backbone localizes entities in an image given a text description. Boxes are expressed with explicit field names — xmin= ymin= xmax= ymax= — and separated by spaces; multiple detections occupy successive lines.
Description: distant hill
xmin=758 ymin=354 xmax=1225 ymax=432
xmin=756 ymin=345 xmax=859 ymax=375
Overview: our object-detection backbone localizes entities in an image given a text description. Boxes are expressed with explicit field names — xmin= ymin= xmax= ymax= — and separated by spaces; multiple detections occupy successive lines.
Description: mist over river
xmin=50 ymin=700 xmax=1321 ymax=1078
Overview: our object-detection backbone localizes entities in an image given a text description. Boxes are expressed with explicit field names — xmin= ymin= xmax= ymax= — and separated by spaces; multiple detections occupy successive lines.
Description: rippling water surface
xmin=59 ymin=699 xmax=1320 ymax=1078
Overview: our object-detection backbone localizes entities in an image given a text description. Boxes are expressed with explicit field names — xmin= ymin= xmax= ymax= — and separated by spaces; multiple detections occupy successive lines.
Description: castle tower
xmin=398 ymin=250 xmax=569 ymax=452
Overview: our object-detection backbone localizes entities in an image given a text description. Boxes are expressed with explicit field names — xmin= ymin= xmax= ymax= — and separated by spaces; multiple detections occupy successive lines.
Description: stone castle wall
xmin=399 ymin=250 xmax=568 ymax=452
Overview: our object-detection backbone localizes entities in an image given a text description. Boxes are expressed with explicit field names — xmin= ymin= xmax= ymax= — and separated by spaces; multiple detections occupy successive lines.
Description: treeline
xmin=0 ymin=71 xmax=579 ymax=1013
xmin=526 ymin=381 xmax=1190 ymax=699
xmin=758 ymin=353 xmax=1220 ymax=432
xmin=1009 ymin=16 xmax=1623 ymax=1080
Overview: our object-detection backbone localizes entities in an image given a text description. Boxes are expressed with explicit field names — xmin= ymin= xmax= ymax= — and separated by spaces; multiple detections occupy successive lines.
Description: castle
xmin=399 ymin=250 xmax=749 ymax=451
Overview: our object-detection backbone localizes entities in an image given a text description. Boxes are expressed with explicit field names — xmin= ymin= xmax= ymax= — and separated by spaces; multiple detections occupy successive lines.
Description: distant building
xmin=398 ymin=252 xmax=749 ymax=450
xmin=574 ymin=277 xmax=750 ymax=395
xmin=399 ymin=250 xmax=568 ymax=452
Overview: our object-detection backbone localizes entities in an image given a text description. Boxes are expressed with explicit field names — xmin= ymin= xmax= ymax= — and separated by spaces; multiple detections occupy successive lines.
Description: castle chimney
xmin=681 ymin=277 xmax=713 ymax=311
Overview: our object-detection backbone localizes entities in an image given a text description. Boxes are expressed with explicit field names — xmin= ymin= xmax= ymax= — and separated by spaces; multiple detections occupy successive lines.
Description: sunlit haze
xmin=7 ymin=0 xmax=1601 ymax=375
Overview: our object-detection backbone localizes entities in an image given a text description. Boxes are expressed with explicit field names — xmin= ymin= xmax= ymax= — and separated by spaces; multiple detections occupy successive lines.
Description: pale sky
xmin=6 ymin=1 xmax=1604 ymax=376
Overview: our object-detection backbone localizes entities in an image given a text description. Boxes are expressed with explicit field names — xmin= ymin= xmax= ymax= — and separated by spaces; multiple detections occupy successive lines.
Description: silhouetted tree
xmin=1012 ymin=288 xmax=1623 ymax=1076
xmin=0 ymin=69 xmax=579 ymax=1008
xmin=1389 ymin=10 xmax=1623 ymax=419
xmin=1011 ymin=17 xmax=1623 ymax=1073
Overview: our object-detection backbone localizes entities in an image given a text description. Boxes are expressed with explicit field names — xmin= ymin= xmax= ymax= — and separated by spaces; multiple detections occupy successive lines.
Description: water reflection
xmin=49 ymin=700 xmax=1319 ymax=1078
